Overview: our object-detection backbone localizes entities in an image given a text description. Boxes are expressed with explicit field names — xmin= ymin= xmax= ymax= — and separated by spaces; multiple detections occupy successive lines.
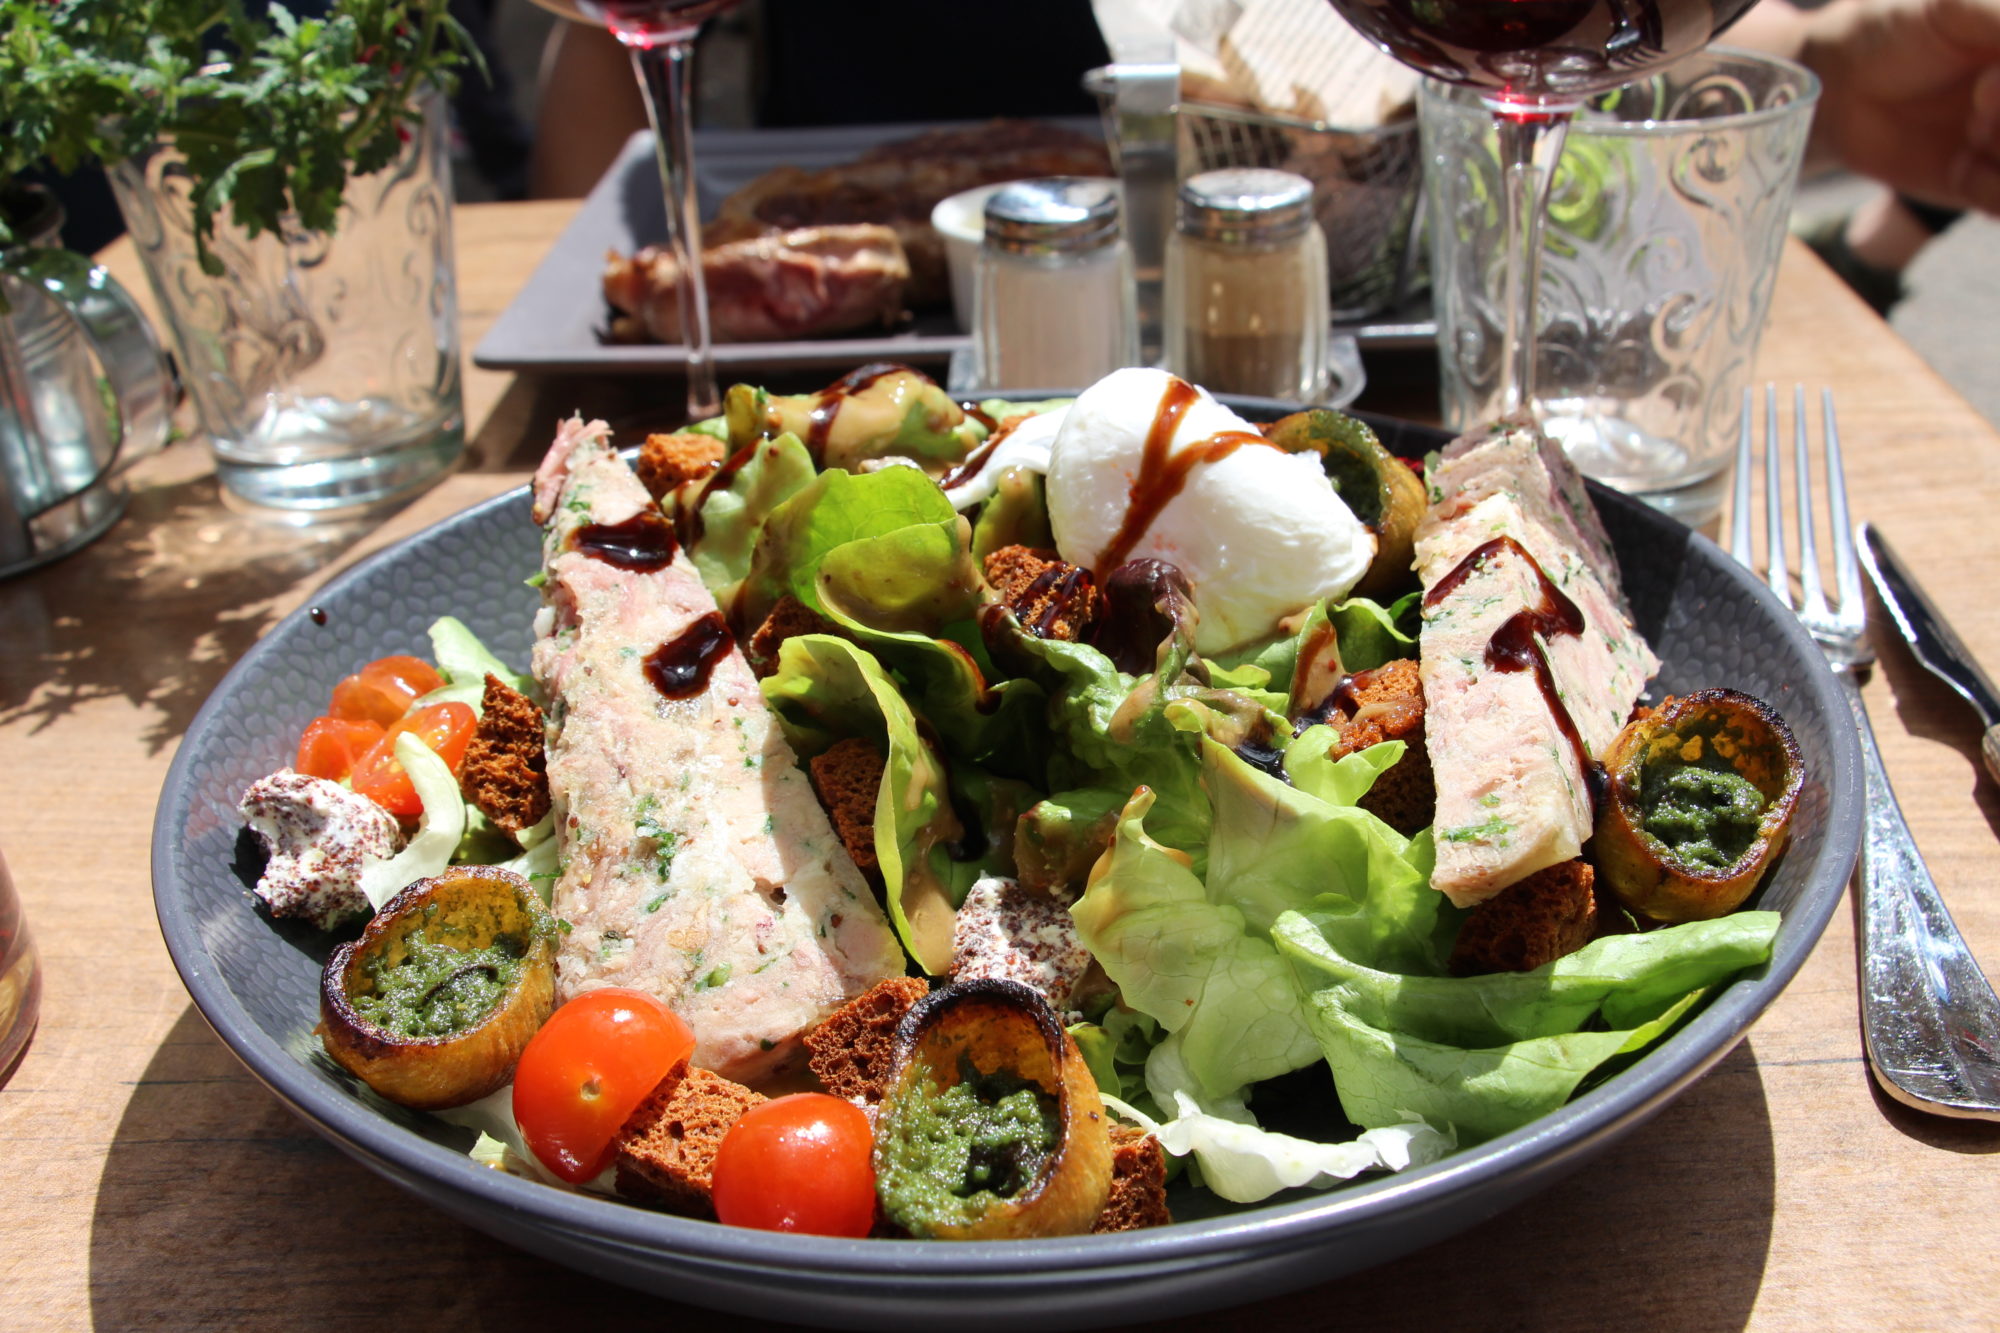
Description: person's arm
xmin=1728 ymin=0 xmax=2000 ymax=214
xmin=530 ymin=23 xmax=651 ymax=199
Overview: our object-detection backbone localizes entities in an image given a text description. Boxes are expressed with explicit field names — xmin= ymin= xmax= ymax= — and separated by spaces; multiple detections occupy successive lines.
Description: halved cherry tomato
xmin=295 ymin=716 xmax=386 ymax=782
xmin=512 ymin=988 xmax=696 ymax=1184
xmin=328 ymin=655 xmax=444 ymax=727
xmin=711 ymin=1093 xmax=876 ymax=1236
xmin=349 ymin=701 xmax=477 ymax=817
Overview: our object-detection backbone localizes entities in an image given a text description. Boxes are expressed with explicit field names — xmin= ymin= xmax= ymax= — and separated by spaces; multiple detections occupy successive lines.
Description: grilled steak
xmin=531 ymin=418 xmax=905 ymax=1080
xmin=701 ymin=120 xmax=1111 ymax=307
xmin=603 ymin=224 xmax=909 ymax=344
xmin=1414 ymin=420 xmax=1658 ymax=907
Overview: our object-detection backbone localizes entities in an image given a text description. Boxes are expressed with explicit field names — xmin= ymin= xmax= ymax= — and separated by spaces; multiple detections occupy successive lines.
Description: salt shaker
xmin=973 ymin=178 xmax=1137 ymax=391
xmin=1166 ymin=168 xmax=1330 ymax=401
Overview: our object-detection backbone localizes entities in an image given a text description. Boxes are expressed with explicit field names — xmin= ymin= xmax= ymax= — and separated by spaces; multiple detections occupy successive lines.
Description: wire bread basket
xmin=1087 ymin=69 xmax=1423 ymax=321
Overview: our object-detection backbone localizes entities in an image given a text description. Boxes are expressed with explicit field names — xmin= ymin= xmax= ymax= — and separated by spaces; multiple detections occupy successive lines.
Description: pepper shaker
xmin=973 ymin=178 xmax=1138 ymax=392
xmin=1165 ymin=168 xmax=1330 ymax=401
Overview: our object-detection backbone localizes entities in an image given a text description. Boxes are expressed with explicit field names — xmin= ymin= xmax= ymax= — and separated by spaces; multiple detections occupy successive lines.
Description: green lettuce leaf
xmin=414 ymin=615 xmax=534 ymax=713
xmin=1211 ymin=593 xmax=1420 ymax=701
xmin=1070 ymin=736 xmax=1428 ymax=1106
xmin=991 ymin=620 xmax=1219 ymax=861
xmin=684 ymin=413 xmax=729 ymax=443
xmin=1104 ymin=1090 xmax=1450 ymax=1204
xmin=1070 ymin=786 xmax=1322 ymax=1104
xmin=358 ymin=734 xmax=464 ymax=911
xmin=744 ymin=463 xmax=1047 ymax=773
xmin=1015 ymin=787 xmax=1125 ymax=894
xmin=969 ymin=465 xmax=1054 ymax=561
xmin=748 ymin=464 xmax=964 ymax=623
xmin=1272 ymin=909 xmax=1781 ymax=1141
xmin=1327 ymin=591 xmax=1421 ymax=673
xmin=681 ymin=432 xmax=816 ymax=602
xmin=761 ymin=633 xmax=991 ymax=974
xmin=975 ymin=396 xmax=1073 ymax=422
xmin=1206 ymin=735 xmax=1440 ymax=977
xmin=1069 ymin=1003 xmax=1161 ymax=1108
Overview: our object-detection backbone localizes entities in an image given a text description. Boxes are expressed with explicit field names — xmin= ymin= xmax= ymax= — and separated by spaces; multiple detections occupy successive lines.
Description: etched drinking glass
xmin=1424 ymin=50 xmax=1819 ymax=523
xmin=108 ymin=89 xmax=463 ymax=515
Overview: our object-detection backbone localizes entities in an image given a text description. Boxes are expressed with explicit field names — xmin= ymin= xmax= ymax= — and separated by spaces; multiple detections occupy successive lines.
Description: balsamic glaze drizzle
xmin=1094 ymin=377 xmax=1277 ymax=578
xmin=571 ymin=510 xmax=679 ymax=572
xmin=1426 ymin=535 xmax=1604 ymax=803
xmin=645 ymin=613 xmax=735 ymax=700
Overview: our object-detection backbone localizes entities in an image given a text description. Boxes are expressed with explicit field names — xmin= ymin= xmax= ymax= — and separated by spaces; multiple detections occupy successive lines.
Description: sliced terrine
xmin=531 ymin=417 xmax=905 ymax=1080
xmin=1415 ymin=420 xmax=1659 ymax=906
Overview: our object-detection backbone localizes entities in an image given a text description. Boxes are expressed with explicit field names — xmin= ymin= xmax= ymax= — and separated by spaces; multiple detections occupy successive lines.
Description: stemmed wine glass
xmin=1322 ymin=0 xmax=1764 ymax=416
xmin=532 ymin=0 xmax=742 ymax=421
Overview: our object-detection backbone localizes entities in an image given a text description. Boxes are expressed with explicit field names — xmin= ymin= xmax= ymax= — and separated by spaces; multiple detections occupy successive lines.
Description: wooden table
xmin=4 ymin=200 xmax=1997 ymax=1330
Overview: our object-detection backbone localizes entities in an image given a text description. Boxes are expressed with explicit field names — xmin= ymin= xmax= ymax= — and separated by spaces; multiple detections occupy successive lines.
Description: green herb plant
xmin=0 ymin=0 xmax=478 ymax=270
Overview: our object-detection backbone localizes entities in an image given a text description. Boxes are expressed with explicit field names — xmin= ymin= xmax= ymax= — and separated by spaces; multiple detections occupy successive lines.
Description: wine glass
xmin=1322 ymin=0 xmax=1764 ymax=416
xmin=532 ymin=0 xmax=742 ymax=422
xmin=0 ymin=847 xmax=39 ymax=1082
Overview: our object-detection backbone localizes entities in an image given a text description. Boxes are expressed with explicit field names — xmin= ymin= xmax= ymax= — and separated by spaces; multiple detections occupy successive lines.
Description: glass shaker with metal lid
xmin=972 ymin=178 xmax=1137 ymax=391
xmin=1166 ymin=168 xmax=1330 ymax=401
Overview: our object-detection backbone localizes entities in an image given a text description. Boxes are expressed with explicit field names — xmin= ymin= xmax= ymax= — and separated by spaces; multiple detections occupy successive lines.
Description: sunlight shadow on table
xmin=0 ymin=448 xmax=373 ymax=755
xmin=87 ymin=1006 xmax=796 ymax=1330
xmin=1215 ymin=1039 xmax=1779 ymax=1333
xmin=91 ymin=1009 xmax=1779 ymax=1331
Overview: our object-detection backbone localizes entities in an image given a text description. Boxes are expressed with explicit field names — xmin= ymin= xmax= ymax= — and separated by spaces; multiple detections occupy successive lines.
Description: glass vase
xmin=108 ymin=89 xmax=464 ymax=515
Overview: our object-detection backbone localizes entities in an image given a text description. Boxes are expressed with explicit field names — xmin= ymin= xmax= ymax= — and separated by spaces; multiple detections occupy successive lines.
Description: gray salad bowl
xmin=151 ymin=408 xmax=1861 ymax=1330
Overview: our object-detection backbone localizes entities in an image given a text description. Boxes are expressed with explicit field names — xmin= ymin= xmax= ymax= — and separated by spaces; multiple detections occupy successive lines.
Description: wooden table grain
xmin=4 ymin=200 xmax=1997 ymax=1330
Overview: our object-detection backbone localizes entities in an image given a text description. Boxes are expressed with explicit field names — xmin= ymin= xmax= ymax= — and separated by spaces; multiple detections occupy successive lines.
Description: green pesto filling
xmin=1642 ymin=764 xmax=1766 ymax=870
xmin=875 ymin=1061 xmax=1059 ymax=1236
xmin=352 ymin=928 xmax=526 ymax=1039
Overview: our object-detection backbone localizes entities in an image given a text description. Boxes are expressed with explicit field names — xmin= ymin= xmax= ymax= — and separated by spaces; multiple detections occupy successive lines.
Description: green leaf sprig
xmin=0 ymin=0 xmax=480 ymax=270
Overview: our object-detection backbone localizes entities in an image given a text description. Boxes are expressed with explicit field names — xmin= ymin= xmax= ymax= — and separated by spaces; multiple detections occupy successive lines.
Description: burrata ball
xmin=1045 ymin=368 xmax=1375 ymax=653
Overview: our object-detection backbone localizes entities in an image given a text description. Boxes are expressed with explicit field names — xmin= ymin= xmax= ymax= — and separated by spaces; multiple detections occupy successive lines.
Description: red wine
xmin=1326 ymin=0 xmax=1762 ymax=106
xmin=529 ymin=0 xmax=737 ymax=44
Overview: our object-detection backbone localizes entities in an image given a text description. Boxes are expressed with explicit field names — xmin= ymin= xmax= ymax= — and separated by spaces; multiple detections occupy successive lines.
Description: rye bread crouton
xmin=808 ymin=737 xmax=885 ymax=876
xmin=1093 ymin=1123 xmax=1172 ymax=1232
xmin=982 ymin=544 xmax=1100 ymax=642
xmin=804 ymin=974 xmax=929 ymax=1105
xmin=746 ymin=594 xmax=841 ymax=679
xmin=458 ymin=674 xmax=551 ymax=832
xmin=1321 ymin=658 xmax=1433 ymax=836
xmin=1449 ymin=859 xmax=1599 ymax=976
xmin=613 ymin=1058 xmax=766 ymax=1216
xmin=635 ymin=431 xmax=726 ymax=501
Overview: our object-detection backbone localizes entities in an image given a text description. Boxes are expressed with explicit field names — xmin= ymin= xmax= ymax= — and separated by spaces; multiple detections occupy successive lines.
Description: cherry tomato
xmin=348 ymin=701 xmax=476 ymax=817
xmin=711 ymin=1093 xmax=876 ymax=1236
xmin=328 ymin=654 xmax=444 ymax=727
xmin=295 ymin=716 xmax=386 ymax=782
xmin=512 ymin=988 xmax=696 ymax=1184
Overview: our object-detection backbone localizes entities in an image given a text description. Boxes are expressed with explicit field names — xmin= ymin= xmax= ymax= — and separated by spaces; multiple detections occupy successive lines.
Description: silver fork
xmin=1732 ymin=385 xmax=2000 ymax=1119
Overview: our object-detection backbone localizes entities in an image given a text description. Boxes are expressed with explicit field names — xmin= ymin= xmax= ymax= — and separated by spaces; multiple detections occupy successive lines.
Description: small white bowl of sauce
xmin=930 ymin=183 xmax=1012 ymax=334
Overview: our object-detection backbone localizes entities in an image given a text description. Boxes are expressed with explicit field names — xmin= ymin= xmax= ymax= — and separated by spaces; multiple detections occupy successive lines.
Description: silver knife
xmin=1858 ymin=521 xmax=2000 ymax=784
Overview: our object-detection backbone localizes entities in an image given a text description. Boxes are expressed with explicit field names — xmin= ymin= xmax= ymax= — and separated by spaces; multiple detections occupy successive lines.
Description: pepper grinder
xmin=1166 ymin=168 xmax=1331 ymax=402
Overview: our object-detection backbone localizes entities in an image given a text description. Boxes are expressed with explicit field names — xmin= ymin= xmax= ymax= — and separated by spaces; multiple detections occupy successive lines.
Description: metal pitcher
xmin=0 ymin=191 xmax=173 ymax=578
